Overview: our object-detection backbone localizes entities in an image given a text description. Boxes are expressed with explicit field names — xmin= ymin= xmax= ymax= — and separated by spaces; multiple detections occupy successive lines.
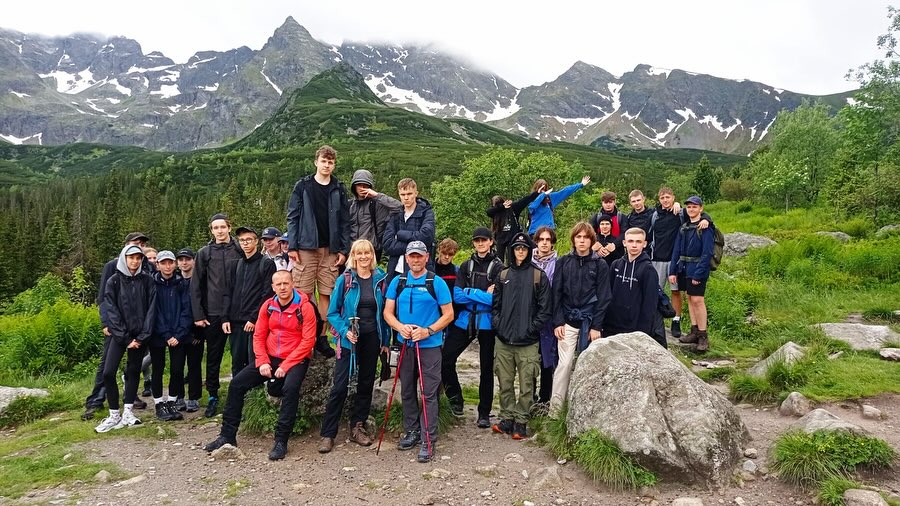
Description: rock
xmin=875 ymin=224 xmax=900 ymax=238
xmin=532 ymin=465 xmax=562 ymax=490
xmin=879 ymin=348 xmax=900 ymax=361
xmin=210 ymin=444 xmax=246 ymax=460
xmin=741 ymin=460 xmax=757 ymax=474
xmin=828 ymin=351 xmax=844 ymax=360
xmin=794 ymin=409 xmax=868 ymax=435
xmin=523 ymin=501 xmax=536 ymax=506
xmin=739 ymin=471 xmax=756 ymax=482
xmin=566 ymin=332 xmax=749 ymax=484
xmin=672 ymin=499 xmax=705 ymax=506
xmin=0 ymin=386 xmax=49 ymax=414
xmin=734 ymin=498 xmax=747 ymax=506
xmin=815 ymin=231 xmax=851 ymax=243
xmin=419 ymin=496 xmax=435 ymax=506
xmin=503 ymin=452 xmax=524 ymax=463
xmin=93 ymin=470 xmax=111 ymax=483
xmin=480 ymin=490 xmax=491 ymax=497
xmin=743 ymin=448 xmax=758 ymax=459
xmin=843 ymin=489 xmax=889 ymax=506
xmin=816 ymin=323 xmax=900 ymax=351
xmin=779 ymin=392 xmax=813 ymax=417
xmin=723 ymin=232 xmax=776 ymax=257
xmin=748 ymin=342 xmax=807 ymax=378
xmin=474 ymin=464 xmax=498 ymax=477
xmin=861 ymin=405 xmax=884 ymax=420
xmin=424 ymin=468 xmax=451 ymax=480
xmin=115 ymin=474 xmax=146 ymax=486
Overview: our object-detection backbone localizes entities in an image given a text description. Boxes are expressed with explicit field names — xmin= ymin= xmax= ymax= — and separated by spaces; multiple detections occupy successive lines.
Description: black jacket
xmin=98 ymin=255 xmax=153 ymax=326
xmin=604 ymin=252 xmax=658 ymax=337
xmin=597 ymin=233 xmax=624 ymax=266
xmin=151 ymin=271 xmax=191 ymax=346
xmin=104 ymin=250 xmax=157 ymax=344
xmin=287 ymin=174 xmax=351 ymax=255
xmin=551 ymin=251 xmax=611 ymax=331
xmin=190 ymin=238 xmax=243 ymax=321
xmin=486 ymin=191 xmax=539 ymax=248
xmin=383 ymin=197 xmax=436 ymax=276
xmin=648 ymin=206 xmax=714 ymax=262
xmin=226 ymin=251 xmax=276 ymax=323
xmin=492 ymin=248 xmax=552 ymax=346
xmin=624 ymin=207 xmax=653 ymax=236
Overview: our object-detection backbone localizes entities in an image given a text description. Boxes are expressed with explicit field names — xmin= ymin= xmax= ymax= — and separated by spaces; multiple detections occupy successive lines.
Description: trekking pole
xmin=375 ymin=340 xmax=407 ymax=456
xmin=415 ymin=341 xmax=433 ymax=456
xmin=349 ymin=317 xmax=360 ymax=382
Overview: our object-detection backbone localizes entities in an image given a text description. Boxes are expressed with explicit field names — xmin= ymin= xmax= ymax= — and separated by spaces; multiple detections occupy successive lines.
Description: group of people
xmin=85 ymin=144 xmax=717 ymax=465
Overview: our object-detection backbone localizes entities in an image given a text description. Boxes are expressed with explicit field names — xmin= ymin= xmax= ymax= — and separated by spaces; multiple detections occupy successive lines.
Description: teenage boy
xmin=224 ymin=226 xmax=277 ymax=377
xmin=603 ymin=228 xmax=662 ymax=346
xmin=624 ymin=190 xmax=652 ymax=236
xmin=442 ymin=227 xmax=504 ymax=426
xmin=286 ymin=145 xmax=351 ymax=325
xmin=261 ymin=227 xmax=291 ymax=271
xmin=531 ymin=226 xmax=558 ymax=405
xmin=383 ymin=241 xmax=454 ymax=463
xmin=549 ymin=222 xmax=611 ymax=414
xmin=434 ymin=238 xmax=459 ymax=292
xmin=592 ymin=214 xmax=623 ymax=266
xmin=191 ymin=213 xmax=243 ymax=417
xmin=94 ymin=245 xmax=156 ymax=432
xmin=590 ymin=192 xmax=627 ymax=239
xmin=383 ymin=178 xmax=436 ymax=284
xmin=349 ymin=169 xmax=402 ymax=262
xmin=149 ymin=251 xmax=191 ymax=421
xmin=492 ymin=233 xmax=551 ymax=439
xmin=176 ymin=248 xmax=203 ymax=412
xmin=278 ymin=233 xmax=295 ymax=271
xmin=669 ymin=196 xmax=715 ymax=352
xmin=204 ymin=270 xmax=317 ymax=461
xmin=526 ymin=176 xmax=591 ymax=235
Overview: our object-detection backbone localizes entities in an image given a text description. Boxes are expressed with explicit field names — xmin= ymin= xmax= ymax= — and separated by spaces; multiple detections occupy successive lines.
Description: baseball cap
xmin=209 ymin=212 xmax=229 ymax=224
xmin=176 ymin=248 xmax=195 ymax=259
xmin=279 ymin=233 xmax=289 ymax=243
xmin=472 ymin=227 xmax=493 ymax=240
xmin=157 ymin=250 xmax=176 ymax=262
xmin=235 ymin=226 xmax=258 ymax=237
xmin=124 ymin=232 xmax=149 ymax=243
xmin=685 ymin=196 xmax=704 ymax=206
xmin=511 ymin=233 xmax=532 ymax=249
xmin=406 ymin=241 xmax=428 ymax=255
xmin=261 ymin=227 xmax=282 ymax=239
xmin=123 ymin=244 xmax=144 ymax=257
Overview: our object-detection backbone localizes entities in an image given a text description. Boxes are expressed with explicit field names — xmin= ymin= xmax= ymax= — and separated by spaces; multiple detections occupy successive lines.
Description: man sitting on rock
xmin=203 ymin=270 xmax=317 ymax=461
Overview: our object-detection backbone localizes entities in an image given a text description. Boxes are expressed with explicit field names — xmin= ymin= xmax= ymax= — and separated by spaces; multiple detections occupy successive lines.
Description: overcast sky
xmin=4 ymin=0 xmax=893 ymax=94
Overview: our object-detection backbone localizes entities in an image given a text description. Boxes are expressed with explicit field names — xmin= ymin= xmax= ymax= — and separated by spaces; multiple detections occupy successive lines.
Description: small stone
xmin=828 ymin=351 xmax=844 ymax=360
xmin=474 ymin=464 xmax=498 ymax=477
xmin=532 ymin=465 xmax=562 ymax=490
xmin=779 ymin=392 xmax=813 ymax=417
xmin=735 ymin=498 xmax=747 ymax=506
xmin=157 ymin=426 xmax=165 ymax=436
xmin=880 ymin=348 xmax=900 ymax=361
xmin=424 ymin=468 xmax=451 ymax=480
xmin=342 ymin=466 xmax=357 ymax=472
xmin=861 ymin=405 xmax=884 ymax=420
xmin=672 ymin=499 xmax=705 ymax=506
xmin=503 ymin=452 xmax=524 ymax=463
xmin=743 ymin=448 xmax=758 ymax=459
xmin=419 ymin=496 xmax=435 ymax=505
xmin=741 ymin=460 xmax=757 ymax=474
xmin=521 ymin=469 xmax=529 ymax=479
xmin=481 ymin=490 xmax=491 ymax=497
xmin=523 ymin=501 xmax=536 ymax=506
xmin=639 ymin=486 xmax=658 ymax=498
xmin=843 ymin=489 xmax=889 ymax=506
xmin=739 ymin=471 xmax=756 ymax=482
xmin=62 ymin=453 xmax=72 ymax=461
xmin=115 ymin=474 xmax=146 ymax=487
xmin=93 ymin=470 xmax=111 ymax=483
xmin=210 ymin=444 xmax=245 ymax=460
xmin=291 ymin=483 xmax=311 ymax=490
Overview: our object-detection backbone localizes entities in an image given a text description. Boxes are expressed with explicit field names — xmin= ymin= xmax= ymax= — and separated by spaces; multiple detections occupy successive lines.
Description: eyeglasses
xmin=238 ymin=238 xmax=257 ymax=244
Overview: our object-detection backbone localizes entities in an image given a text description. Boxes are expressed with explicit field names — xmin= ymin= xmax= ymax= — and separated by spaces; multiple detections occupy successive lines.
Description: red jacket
xmin=253 ymin=290 xmax=317 ymax=372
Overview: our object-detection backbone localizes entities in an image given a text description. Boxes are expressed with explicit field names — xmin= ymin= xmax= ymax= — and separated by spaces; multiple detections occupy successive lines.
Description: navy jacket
xmin=383 ymin=197 xmax=436 ymax=276
xmin=286 ymin=174 xmax=351 ymax=255
xmin=151 ymin=271 xmax=192 ymax=346
xmin=669 ymin=221 xmax=716 ymax=281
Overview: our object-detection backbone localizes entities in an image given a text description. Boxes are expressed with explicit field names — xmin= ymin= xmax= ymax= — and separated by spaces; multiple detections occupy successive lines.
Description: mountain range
xmin=0 ymin=17 xmax=853 ymax=154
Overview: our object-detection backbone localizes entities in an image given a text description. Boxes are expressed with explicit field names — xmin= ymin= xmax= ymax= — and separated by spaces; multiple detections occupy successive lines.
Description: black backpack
xmin=394 ymin=271 xmax=438 ymax=315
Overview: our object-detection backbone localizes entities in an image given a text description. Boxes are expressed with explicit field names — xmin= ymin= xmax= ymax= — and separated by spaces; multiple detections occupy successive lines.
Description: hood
xmin=399 ymin=197 xmax=433 ymax=218
xmin=619 ymin=251 xmax=651 ymax=288
xmin=510 ymin=246 xmax=534 ymax=269
xmin=350 ymin=169 xmax=375 ymax=197
xmin=152 ymin=270 xmax=183 ymax=285
xmin=116 ymin=244 xmax=144 ymax=277
xmin=469 ymin=250 xmax=498 ymax=267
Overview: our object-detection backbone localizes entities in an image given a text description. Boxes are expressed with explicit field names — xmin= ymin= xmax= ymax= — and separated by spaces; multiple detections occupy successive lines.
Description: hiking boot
xmin=315 ymin=335 xmax=336 ymax=358
xmin=476 ymin=415 xmax=491 ymax=429
xmin=318 ymin=437 xmax=334 ymax=454
xmin=696 ymin=330 xmax=709 ymax=353
xmin=81 ymin=405 xmax=100 ymax=421
xmin=670 ymin=319 xmax=682 ymax=338
xmin=94 ymin=414 xmax=122 ymax=433
xmin=118 ymin=409 xmax=142 ymax=428
xmin=156 ymin=402 xmax=174 ymax=421
xmin=141 ymin=387 xmax=152 ymax=398
xmin=185 ymin=399 xmax=200 ymax=412
xmin=492 ymin=419 xmax=513 ymax=435
xmin=166 ymin=401 xmax=184 ymax=420
xmin=173 ymin=398 xmax=187 ymax=412
xmin=447 ymin=395 xmax=464 ymax=417
xmin=350 ymin=422 xmax=372 ymax=446
xmin=132 ymin=398 xmax=147 ymax=410
xmin=512 ymin=423 xmax=527 ymax=440
xmin=268 ymin=440 xmax=288 ymax=461
xmin=679 ymin=325 xmax=700 ymax=344
xmin=417 ymin=441 xmax=434 ymax=463
xmin=203 ymin=435 xmax=236 ymax=452
xmin=398 ymin=430 xmax=420 ymax=450
xmin=204 ymin=397 xmax=219 ymax=417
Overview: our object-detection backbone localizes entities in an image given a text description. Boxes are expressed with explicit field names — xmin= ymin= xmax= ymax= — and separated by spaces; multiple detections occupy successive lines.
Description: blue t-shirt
xmin=386 ymin=271 xmax=452 ymax=348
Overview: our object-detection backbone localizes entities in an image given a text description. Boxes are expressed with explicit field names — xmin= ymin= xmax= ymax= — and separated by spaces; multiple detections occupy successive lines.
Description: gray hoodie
xmin=348 ymin=169 xmax=402 ymax=251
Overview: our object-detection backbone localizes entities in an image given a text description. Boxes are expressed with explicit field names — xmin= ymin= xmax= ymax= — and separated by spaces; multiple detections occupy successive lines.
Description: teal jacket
xmin=327 ymin=267 xmax=391 ymax=349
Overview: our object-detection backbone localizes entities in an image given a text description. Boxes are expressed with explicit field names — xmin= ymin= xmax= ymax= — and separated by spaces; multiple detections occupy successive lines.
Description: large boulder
xmin=792 ymin=409 xmax=868 ymax=435
xmin=880 ymin=348 xmax=900 ymax=361
xmin=0 ymin=386 xmax=49 ymax=414
xmin=747 ymin=342 xmax=806 ymax=378
xmin=815 ymin=231 xmax=851 ymax=243
xmin=875 ymin=224 xmax=900 ymax=238
xmin=816 ymin=323 xmax=900 ymax=351
xmin=723 ymin=232 xmax=776 ymax=257
xmin=567 ymin=332 xmax=750 ymax=484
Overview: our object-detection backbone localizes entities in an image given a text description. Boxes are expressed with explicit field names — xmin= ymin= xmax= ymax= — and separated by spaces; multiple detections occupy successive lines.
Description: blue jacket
xmin=669 ymin=221 xmax=715 ymax=281
xmin=151 ymin=271 xmax=192 ymax=346
xmin=453 ymin=252 xmax=504 ymax=332
xmin=327 ymin=267 xmax=392 ymax=349
xmin=527 ymin=183 xmax=585 ymax=234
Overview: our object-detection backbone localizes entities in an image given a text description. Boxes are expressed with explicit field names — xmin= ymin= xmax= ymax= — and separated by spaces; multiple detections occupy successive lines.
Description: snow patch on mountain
xmin=481 ymin=90 xmax=521 ymax=122
xmin=260 ymin=58 xmax=282 ymax=95
xmin=106 ymin=78 xmax=132 ymax=96
xmin=127 ymin=64 xmax=174 ymax=73
xmin=9 ymin=91 xmax=29 ymax=98
xmin=40 ymin=68 xmax=98 ymax=94
xmin=365 ymin=73 xmax=447 ymax=116
xmin=150 ymin=84 xmax=180 ymax=98
xmin=188 ymin=56 xmax=216 ymax=68
xmin=647 ymin=67 xmax=671 ymax=78
xmin=85 ymin=98 xmax=119 ymax=118
xmin=699 ymin=115 xmax=742 ymax=137
xmin=0 ymin=132 xmax=42 ymax=145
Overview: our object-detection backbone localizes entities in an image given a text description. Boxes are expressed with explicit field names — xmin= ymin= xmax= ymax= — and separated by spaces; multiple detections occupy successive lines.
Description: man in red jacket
xmin=203 ymin=270 xmax=317 ymax=460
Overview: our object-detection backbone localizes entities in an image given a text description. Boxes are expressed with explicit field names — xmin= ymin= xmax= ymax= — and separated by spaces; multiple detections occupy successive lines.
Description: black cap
xmin=472 ymin=227 xmax=493 ymax=240
xmin=124 ymin=232 xmax=149 ymax=243
xmin=209 ymin=212 xmax=229 ymax=224
xmin=261 ymin=227 xmax=282 ymax=239
xmin=176 ymin=248 xmax=195 ymax=259
xmin=235 ymin=226 xmax=258 ymax=237
xmin=598 ymin=214 xmax=613 ymax=224
xmin=510 ymin=232 xmax=532 ymax=249
xmin=685 ymin=195 xmax=704 ymax=206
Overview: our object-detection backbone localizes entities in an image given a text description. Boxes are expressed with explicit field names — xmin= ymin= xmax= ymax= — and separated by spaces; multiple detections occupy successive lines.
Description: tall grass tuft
xmin=772 ymin=430 xmax=895 ymax=488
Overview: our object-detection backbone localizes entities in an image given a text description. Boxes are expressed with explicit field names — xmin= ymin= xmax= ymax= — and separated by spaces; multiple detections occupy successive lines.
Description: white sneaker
xmin=95 ymin=414 xmax=122 ymax=433
xmin=116 ymin=410 xmax=142 ymax=428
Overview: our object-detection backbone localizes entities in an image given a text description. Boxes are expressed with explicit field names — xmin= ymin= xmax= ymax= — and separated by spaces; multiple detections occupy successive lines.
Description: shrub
xmin=3 ymin=274 xmax=70 ymax=315
xmin=863 ymin=307 xmax=900 ymax=323
xmin=729 ymin=373 xmax=778 ymax=403
xmin=696 ymin=366 xmax=735 ymax=383
xmin=0 ymin=387 xmax=82 ymax=427
xmin=239 ymin=387 xmax=312 ymax=437
xmin=817 ymin=477 xmax=862 ymax=506
xmin=835 ymin=218 xmax=873 ymax=238
xmin=771 ymin=430 xmax=895 ymax=487
xmin=371 ymin=393 xmax=457 ymax=435
xmin=573 ymin=430 xmax=657 ymax=489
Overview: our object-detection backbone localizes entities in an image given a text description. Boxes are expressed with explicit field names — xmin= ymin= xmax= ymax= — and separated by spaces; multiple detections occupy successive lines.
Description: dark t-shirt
xmin=356 ymin=275 xmax=377 ymax=330
xmin=434 ymin=261 xmax=458 ymax=292
xmin=308 ymin=178 xmax=334 ymax=248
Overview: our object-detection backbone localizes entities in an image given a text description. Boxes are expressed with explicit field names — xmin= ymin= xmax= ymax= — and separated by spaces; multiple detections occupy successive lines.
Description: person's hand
xmin=411 ymin=326 xmax=430 ymax=341
xmin=545 ymin=188 xmax=554 ymax=196
xmin=259 ymin=363 xmax=272 ymax=378
xmin=503 ymin=199 xmax=512 ymax=208
xmin=668 ymin=275 xmax=678 ymax=285
xmin=591 ymin=242 xmax=601 ymax=253
xmin=538 ymin=183 xmax=546 ymax=192
xmin=606 ymin=243 xmax=616 ymax=252
xmin=361 ymin=188 xmax=379 ymax=199
xmin=698 ymin=219 xmax=709 ymax=230
xmin=127 ymin=339 xmax=141 ymax=349
xmin=672 ymin=202 xmax=682 ymax=214
xmin=195 ymin=319 xmax=210 ymax=327
xmin=243 ymin=321 xmax=255 ymax=332
xmin=102 ymin=327 xmax=110 ymax=337
xmin=581 ymin=175 xmax=591 ymax=186
xmin=274 ymin=367 xmax=286 ymax=379
xmin=222 ymin=321 xmax=231 ymax=334
xmin=346 ymin=329 xmax=358 ymax=344
xmin=399 ymin=324 xmax=415 ymax=340
xmin=597 ymin=246 xmax=609 ymax=257
xmin=335 ymin=253 xmax=347 ymax=266
xmin=167 ymin=337 xmax=179 ymax=347
xmin=589 ymin=329 xmax=602 ymax=341
xmin=691 ymin=279 xmax=701 ymax=286
xmin=288 ymin=250 xmax=300 ymax=264
xmin=487 ymin=284 xmax=495 ymax=294
xmin=554 ymin=326 xmax=566 ymax=340
xmin=380 ymin=346 xmax=389 ymax=355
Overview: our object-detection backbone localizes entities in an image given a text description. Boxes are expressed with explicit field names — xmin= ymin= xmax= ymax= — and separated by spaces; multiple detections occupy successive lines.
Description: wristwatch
xmin=427 ymin=326 xmax=435 ymax=336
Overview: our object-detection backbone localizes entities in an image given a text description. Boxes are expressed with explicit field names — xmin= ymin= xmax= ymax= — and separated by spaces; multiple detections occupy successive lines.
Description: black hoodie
xmin=190 ymin=237 xmax=243 ymax=321
xmin=104 ymin=245 xmax=157 ymax=344
xmin=551 ymin=250 xmax=611 ymax=332
xmin=486 ymin=191 xmax=540 ymax=249
xmin=492 ymin=246 xmax=552 ymax=346
xmin=226 ymin=250 xmax=277 ymax=323
xmin=604 ymin=251 xmax=658 ymax=337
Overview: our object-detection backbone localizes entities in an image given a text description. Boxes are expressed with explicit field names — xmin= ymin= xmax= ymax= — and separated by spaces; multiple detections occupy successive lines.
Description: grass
xmin=817 ymin=477 xmax=863 ymax=506
xmin=238 ymin=386 xmax=311 ymax=437
xmin=372 ymin=394 xmax=458 ymax=434
xmin=771 ymin=430 xmax=895 ymax=488
xmin=224 ymin=479 xmax=250 ymax=499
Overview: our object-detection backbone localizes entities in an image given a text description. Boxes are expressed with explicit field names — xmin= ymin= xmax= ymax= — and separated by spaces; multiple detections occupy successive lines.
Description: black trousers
xmin=102 ymin=338 xmax=143 ymax=410
xmin=203 ymin=315 xmax=228 ymax=398
xmin=228 ymin=321 xmax=254 ymax=378
xmin=220 ymin=357 xmax=310 ymax=442
xmin=320 ymin=330 xmax=380 ymax=438
xmin=149 ymin=342 xmax=187 ymax=399
xmin=441 ymin=325 xmax=496 ymax=418
xmin=185 ymin=327 xmax=204 ymax=401
xmin=86 ymin=334 xmax=112 ymax=408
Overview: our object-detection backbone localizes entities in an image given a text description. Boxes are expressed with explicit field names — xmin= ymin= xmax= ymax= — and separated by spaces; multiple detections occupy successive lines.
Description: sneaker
xmin=166 ymin=401 xmax=184 ymax=420
xmin=417 ymin=441 xmax=433 ymax=463
xmin=173 ymin=398 xmax=187 ymax=412
xmin=268 ymin=440 xmax=288 ymax=461
xmin=185 ymin=399 xmax=200 ymax=412
xmin=476 ymin=415 xmax=491 ymax=429
xmin=155 ymin=402 xmax=174 ymax=422
xmin=118 ymin=410 xmax=142 ymax=428
xmin=203 ymin=435 xmax=236 ymax=452
xmin=204 ymin=397 xmax=219 ymax=418
xmin=447 ymin=395 xmax=464 ymax=417
xmin=132 ymin=398 xmax=147 ymax=410
xmin=350 ymin=422 xmax=372 ymax=446
xmin=318 ymin=437 xmax=334 ymax=454
xmin=398 ymin=430 xmax=420 ymax=450
xmin=141 ymin=387 xmax=152 ymax=398
xmin=512 ymin=422 xmax=527 ymax=440
xmin=491 ymin=419 xmax=513 ymax=435
xmin=94 ymin=414 xmax=122 ymax=433
xmin=670 ymin=319 xmax=682 ymax=338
